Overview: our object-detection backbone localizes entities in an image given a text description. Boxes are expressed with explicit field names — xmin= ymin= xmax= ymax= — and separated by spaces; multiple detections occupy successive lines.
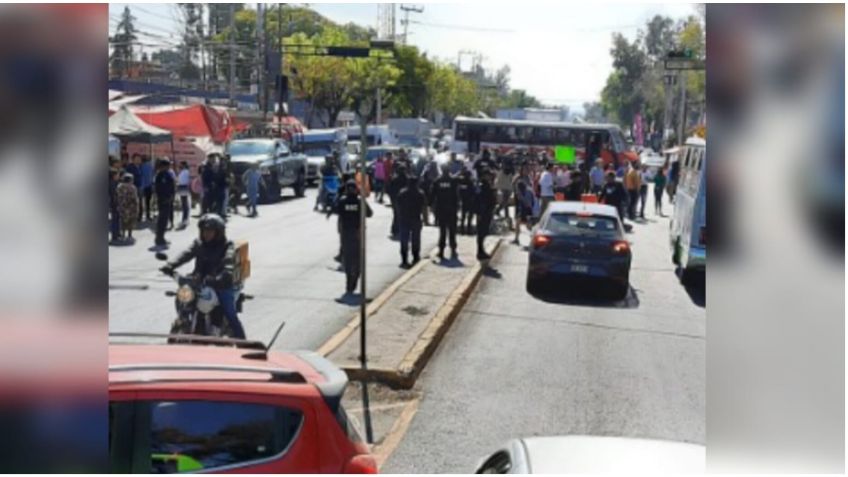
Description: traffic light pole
xmin=677 ymin=71 xmax=687 ymax=146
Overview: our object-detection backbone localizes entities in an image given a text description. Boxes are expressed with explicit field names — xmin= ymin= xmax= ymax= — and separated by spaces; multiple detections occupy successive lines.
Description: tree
xmin=284 ymin=29 xmax=358 ymax=127
xmin=582 ymin=102 xmax=606 ymax=123
xmin=387 ymin=45 xmax=434 ymax=118
xmin=110 ymin=7 xmax=137 ymax=78
xmin=177 ymin=3 xmax=203 ymax=81
xmin=501 ymin=89 xmax=542 ymax=109
xmin=600 ymin=33 xmax=648 ymax=126
xmin=347 ymin=53 xmax=401 ymax=160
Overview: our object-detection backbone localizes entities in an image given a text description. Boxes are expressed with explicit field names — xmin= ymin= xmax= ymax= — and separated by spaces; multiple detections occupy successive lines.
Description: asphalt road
xmin=109 ymin=187 xmax=437 ymax=350
xmin=384 ymin=204 xmax=705 ymax=473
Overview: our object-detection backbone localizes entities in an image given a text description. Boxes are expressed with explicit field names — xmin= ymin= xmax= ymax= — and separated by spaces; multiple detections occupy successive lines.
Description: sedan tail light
xmin=612 ymin=240 xmax=630 ymax=254
xmin=344 ymin=455 xmax=378 ymax=474
xmin=532 ymin=233 xmax=552 ymax=249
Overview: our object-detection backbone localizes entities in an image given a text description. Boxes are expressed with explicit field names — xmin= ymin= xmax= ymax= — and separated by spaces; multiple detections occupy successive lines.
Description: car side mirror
xmin=155 ymin=252 xmax=169 ymax=261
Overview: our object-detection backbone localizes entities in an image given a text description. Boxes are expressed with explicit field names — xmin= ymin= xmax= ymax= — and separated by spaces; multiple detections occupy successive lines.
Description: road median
xmin=320 ymin=234 xmax=502 ymax=389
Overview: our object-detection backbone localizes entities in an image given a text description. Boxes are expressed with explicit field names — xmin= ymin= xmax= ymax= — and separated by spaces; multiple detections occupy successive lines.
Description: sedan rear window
xmin=546 ymin=213 xmax=620 ymax=237
xmin=147 ymin=400 xmax=303 ymax=473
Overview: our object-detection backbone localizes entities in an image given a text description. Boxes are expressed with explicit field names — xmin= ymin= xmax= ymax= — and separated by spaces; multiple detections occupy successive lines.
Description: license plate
xmin=570 ymin=264 xmax=589 ymax=273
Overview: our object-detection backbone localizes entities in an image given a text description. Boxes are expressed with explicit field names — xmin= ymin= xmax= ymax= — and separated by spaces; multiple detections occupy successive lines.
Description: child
xmin=116 ymin=173 xmax=139 ymax=243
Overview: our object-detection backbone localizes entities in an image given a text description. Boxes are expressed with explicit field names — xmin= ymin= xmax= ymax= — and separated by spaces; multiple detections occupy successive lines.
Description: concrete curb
xmin=338 ymin=237 xmax=503 ymax=390
xmin=317 ymin=246 xmax=437 ymax=357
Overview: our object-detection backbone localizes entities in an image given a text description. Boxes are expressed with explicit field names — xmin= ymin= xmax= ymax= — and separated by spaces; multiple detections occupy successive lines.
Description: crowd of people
xmin=318 ymin=145 xmax=684 ymax=296
xmin=110 ymin=143 xmax=681 ymax=299
xmin=108 ymin=152 xmax=265 ymax=249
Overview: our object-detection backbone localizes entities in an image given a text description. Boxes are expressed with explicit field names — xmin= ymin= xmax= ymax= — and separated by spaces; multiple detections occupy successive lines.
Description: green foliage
xmin=600 ymin=9 xmax=705 ymax=133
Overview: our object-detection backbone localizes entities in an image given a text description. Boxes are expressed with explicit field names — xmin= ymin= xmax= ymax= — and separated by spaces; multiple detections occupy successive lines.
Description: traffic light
xmin=326 ymin=46 xmax=371 ymax=58
xmin=667 ymin=49 xmax=695 ymax=59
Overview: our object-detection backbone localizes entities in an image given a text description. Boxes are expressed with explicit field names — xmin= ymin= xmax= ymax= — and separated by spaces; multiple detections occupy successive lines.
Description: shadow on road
xmin=435 ymin=257 xmax=466 ymax=269
xmin=529 ymin=282 xmax=640 ymax=309
xmin=481 ymin=265 xmax=503 ymax=279
xmin=680 ymin=271 xmax=705 ymax=308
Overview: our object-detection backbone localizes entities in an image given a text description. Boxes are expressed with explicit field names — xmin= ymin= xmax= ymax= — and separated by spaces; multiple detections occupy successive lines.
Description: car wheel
xmin=294 ymin=172 xmax=306 ymax=198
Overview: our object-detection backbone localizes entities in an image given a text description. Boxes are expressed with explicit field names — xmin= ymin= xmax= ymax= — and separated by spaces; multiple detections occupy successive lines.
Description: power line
xmin=409 ymin=20 xmax=513 ymax=33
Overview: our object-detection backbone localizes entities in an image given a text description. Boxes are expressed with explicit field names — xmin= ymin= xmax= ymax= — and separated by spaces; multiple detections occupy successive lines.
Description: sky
xmin=109 ymin=3 xmax=697 ymax=112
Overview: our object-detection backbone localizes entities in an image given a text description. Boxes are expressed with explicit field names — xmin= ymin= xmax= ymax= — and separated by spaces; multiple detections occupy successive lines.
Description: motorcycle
xmin=155 ymin=252 xmax=249 ymax=340
xmin=321 ymin=174 xmax=340 ymax=212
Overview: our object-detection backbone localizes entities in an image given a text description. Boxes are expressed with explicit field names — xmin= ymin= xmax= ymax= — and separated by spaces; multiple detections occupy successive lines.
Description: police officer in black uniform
xmin=153 ymin=157 xmax=176 ymax=248
xmin=457 ymin=168 xmax=475 ymax=235
xmin=475 ymin=168 xmax=498 ymax=260
xmin=430 ymin=164 xmax=460 ymax=261
xmin=328 ymin=179 xmax=373 ymax=294
xmin=396 ymin=175 xmax=427 ymax=268
xmin=387 ymin=165 xmax=408 ymax=238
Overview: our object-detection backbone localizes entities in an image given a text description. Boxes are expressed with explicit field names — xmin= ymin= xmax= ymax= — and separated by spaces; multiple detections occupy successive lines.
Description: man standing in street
xmin=538 ymin=162 xmax=555 ymax=216
xmin=140 ymin=155 xmax=154 ymax=222
xmin=624 ymin=161 xmax=642 ymax=220
xmin=431 ymin=164 xmax=460 ymax=261
xmin=457 ymin=168 xmax=475 ymax=235
xmin=176 ymin=161 xmax=192 ymax=228
xmin=599 ymin=171 xmax=627 ymax=223
xmin=473 ymin=148 xmax=497 ymax=178
xmin=589 ymin=159 xmax=605 ymax=194
xmin=388 ymin=165 xmax=408 ymax=239
xmin=201 ymin=154 xmax=218 ymax=214
xmin=153 ymin=158 xmax=176 ymax=248
xmin=243 ymin=162 xmax=262 ymax=218
xmin=495 ymin=154 xmax=516 ymax=227
xmin=329 ymin=180 xmax=373 ymax=295
xmin=396 ymin=175 xmax=426 ymax=268
xmin=475 ymin=169 xmax=497 ymax=260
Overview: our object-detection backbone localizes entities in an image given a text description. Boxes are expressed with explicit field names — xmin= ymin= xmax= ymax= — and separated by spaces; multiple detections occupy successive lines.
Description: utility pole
xmin=256 ymin=3 xmax=265 ymax=119
xmin=399 ymin=4 xmax=423 ymax=45
xmin=276 ymin=3 xmax=283 ymax=136
xmin=663 ymin=73 xmax=676 ymax=146
xmin=677 ymin=71 xmax=687 ymax=145
xmin=228 ymin=3 xmax=236 ymax=108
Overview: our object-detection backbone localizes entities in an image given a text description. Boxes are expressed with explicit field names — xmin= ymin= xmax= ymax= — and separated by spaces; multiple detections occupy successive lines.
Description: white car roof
xmin=545 ymin=201 xmax=620 ymax=218
xmin=521 ymin=436 xmax=705 ymax=473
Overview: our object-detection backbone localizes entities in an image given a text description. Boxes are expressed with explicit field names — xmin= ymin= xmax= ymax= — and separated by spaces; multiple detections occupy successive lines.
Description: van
xmin=669 ymin=137 xmax=706 ymax=283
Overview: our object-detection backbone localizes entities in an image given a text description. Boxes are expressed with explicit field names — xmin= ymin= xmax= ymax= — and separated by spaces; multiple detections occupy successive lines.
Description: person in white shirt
xmin=176 ymin=161 xmax=192 ymax=227
xmin=538 ymin=162 xmax=555 ymax=216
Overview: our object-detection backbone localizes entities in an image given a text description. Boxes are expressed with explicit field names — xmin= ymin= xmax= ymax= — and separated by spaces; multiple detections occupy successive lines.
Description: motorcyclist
xmin=315 ymin=155 xmax=340 ymax=211
xmin=158 ymin=213 xmax=246 ymax=339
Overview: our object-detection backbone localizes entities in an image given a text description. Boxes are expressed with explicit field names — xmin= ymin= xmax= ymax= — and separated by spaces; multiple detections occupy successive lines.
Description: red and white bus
xmin=451 ymin=116 xmax=638 ymax=167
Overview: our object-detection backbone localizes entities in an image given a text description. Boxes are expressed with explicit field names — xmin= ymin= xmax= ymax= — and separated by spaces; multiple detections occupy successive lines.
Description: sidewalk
xmin=321 ymin=233 xmax=502 ymax=389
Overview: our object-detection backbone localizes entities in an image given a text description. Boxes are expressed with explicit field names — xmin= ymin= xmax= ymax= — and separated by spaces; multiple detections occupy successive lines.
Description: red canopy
xmin=133 ymin=105 xmax=233 ymax=144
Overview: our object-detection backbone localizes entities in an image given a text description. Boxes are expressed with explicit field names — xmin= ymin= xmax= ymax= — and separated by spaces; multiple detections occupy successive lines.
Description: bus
xmin=669 ymin=136 xmax=706 ymax=284
xmin=451 ymin=116 xmax=638 ymax=167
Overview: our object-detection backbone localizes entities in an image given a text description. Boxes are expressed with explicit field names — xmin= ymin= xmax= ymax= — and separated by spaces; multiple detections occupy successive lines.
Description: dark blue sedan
xmin=527 ymin=202 xmax=631 ymax=299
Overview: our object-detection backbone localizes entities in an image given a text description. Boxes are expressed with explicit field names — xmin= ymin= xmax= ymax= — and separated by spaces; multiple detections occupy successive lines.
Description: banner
xmin=554 ymin=145 xmax=576 ymax=164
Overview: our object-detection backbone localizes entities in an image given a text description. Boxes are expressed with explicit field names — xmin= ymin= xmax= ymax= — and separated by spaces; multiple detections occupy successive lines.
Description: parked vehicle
xmin=227 ymin=139 xmax=307 ymax=202
xmin=527 ymin=202 xmax=632 ymax=299
xmin=108 ymin=336 xmax=376 ymax=473
xmin=345 ymin=124 xmax=397 ymax=148
xmin=388 ymin=118 xmax=432 ymax=158
xmin=475 ymin=435 xmax=704 ymax=473
xmin=669 ymin=136 xmax=706 ymax=284
xmin=293 ymin=129 xmax=350 ymax=183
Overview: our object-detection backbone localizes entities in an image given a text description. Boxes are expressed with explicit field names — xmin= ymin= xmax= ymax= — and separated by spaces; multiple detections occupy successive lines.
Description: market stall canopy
xmin=130 ymin=104 xmax=233 ymax=144
xmin=108 ymin=106 xmax=172 ymax=142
